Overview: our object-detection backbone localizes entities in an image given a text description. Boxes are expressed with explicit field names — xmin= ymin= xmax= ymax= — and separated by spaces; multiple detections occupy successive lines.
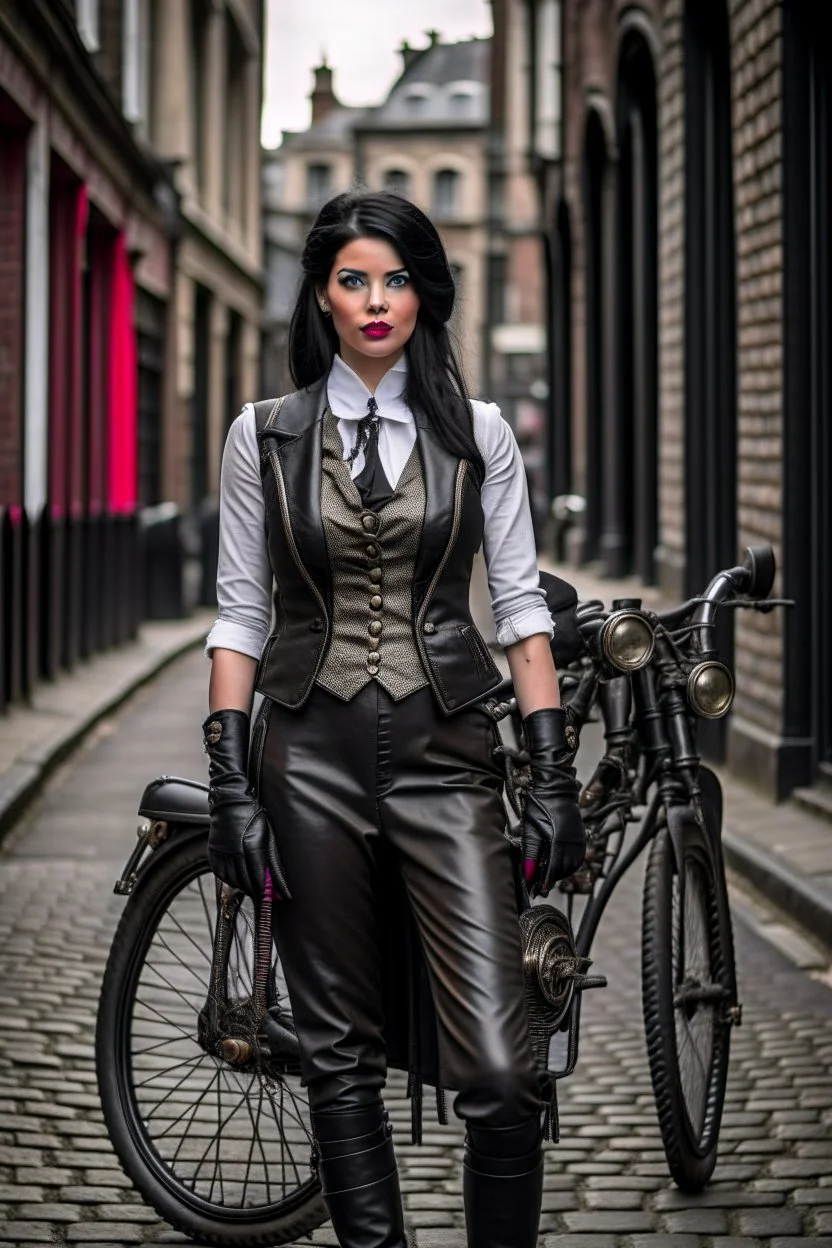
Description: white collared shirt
xmin=206 ymin=354 xmax=553 ymax=659
xmin=328 ymin=352 xmax=414 ymax=485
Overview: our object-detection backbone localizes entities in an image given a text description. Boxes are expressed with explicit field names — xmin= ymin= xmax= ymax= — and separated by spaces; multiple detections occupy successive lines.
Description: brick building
xmin=487 ymin=0 xmax=551 ymax=534
xmin=0 ymin=0 xmax=264 ymax=714
xmin=521 ymin=0 xmax=829 ymax=800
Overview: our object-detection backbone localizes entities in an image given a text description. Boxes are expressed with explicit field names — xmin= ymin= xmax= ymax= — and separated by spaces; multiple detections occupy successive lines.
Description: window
xmin=223 ymin=16 xmax=246 ymax=225
xmin=307 ymin=163 xmax=332 ymax=208
xmin=136 ymin=290 xmax=166 ymax=507
xmin=449 ymin=90 xmax=475 ymax=118
xmin=225 ymin=310 xmax=243 ymax=430
xmin=76 ymin=0 xmax=100 ymax=52
xmin=433 ymin=168 xmax=461 ymax=218
xmin=486 ymin=254 xmax=506 ymax=325
xmin=122 ymin=0 xmax=144 ymax=123
xmin=534 ymin=0 xmax=563 ymax=161
xmin=189 ymin=1 xmax=208 ymax=192
xmin=383 ymin=169 xmax=411 ymax=197
xmin=403 ymin=88 xmax=429 ymax=115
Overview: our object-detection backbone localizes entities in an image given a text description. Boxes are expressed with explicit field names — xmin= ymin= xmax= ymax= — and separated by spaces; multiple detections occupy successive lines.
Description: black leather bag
xmin=539 ymin=571 xmax=584 ymax=668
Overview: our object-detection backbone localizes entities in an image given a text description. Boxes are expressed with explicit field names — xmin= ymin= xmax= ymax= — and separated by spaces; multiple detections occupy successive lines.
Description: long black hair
xmin=288 ymin=190 xmax=484 ymax=477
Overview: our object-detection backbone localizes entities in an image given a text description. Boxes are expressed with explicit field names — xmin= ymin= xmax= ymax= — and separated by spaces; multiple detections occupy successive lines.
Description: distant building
xmin=262 ymin=34 xmax=491 ymax=395
xmin=0 ymin=0 xmax=264 ymax=712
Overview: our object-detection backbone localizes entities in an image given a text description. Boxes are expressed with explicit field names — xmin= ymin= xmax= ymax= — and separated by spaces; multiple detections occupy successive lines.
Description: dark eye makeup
xmin=335 ymin=268 xmax=411 ymax=290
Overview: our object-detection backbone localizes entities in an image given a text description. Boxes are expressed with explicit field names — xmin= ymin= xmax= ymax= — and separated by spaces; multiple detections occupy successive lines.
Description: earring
xmin=319 ymin=299 xmax=331 ymax=315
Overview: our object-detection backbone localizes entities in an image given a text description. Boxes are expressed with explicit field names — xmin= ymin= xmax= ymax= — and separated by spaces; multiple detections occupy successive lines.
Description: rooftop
xmin=362 ymin=37 xmax=489 ymax=130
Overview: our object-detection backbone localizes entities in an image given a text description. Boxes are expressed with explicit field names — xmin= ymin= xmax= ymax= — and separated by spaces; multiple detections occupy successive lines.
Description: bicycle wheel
xmin=641 ymin=820 xmax=736 ymax=1192
xmin=96 ymin=832 xmax=327 ymax=1247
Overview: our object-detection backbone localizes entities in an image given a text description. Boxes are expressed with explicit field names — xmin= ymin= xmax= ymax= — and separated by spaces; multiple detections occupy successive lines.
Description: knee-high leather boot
xmin=312 ymin=1099 xmax=406 ymax=1248
xmin=463 ymin=1119 xmax=544 ymax=1248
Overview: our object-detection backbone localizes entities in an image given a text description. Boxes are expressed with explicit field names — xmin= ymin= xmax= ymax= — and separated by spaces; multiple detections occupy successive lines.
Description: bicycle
xmin=95 ymin=544 xmax=783 ymax=1243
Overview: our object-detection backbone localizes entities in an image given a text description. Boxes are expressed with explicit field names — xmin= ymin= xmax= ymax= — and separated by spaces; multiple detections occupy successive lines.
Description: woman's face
xmin=321 ymin=236 xmax=420 ymax=370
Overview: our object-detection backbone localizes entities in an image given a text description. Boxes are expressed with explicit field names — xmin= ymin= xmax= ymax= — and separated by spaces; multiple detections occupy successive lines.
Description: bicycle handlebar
xmin=480 ymin=545 xmax=776 ymax=709
xmin=654 ymin=545 xmax=775 ymax=652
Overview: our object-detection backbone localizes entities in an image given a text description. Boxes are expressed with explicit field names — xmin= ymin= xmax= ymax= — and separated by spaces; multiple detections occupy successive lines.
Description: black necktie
xmin=352 ymin=397 xmax=395 ymax=509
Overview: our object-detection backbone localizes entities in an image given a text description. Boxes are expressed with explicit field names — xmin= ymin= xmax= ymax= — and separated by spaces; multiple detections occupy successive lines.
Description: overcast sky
xmin=261 ymin=0 xmax=493 ymax=147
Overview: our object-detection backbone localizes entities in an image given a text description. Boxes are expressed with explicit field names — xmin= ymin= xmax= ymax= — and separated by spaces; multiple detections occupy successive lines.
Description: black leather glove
xmin=521 ymin=708 xmax=586 ymax=896
xmin=203 ymin=709 xmax=291 ymax=901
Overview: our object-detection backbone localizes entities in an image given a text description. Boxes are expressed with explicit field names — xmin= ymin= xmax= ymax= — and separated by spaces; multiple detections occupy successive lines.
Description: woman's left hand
xmin=520 ymin=708 xmax=586 ymax=895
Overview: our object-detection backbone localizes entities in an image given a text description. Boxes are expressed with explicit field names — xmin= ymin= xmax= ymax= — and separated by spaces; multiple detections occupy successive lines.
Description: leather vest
xmin=316 ymin=410 xmax=429 ymax=702
xmin=253 ymin=379 xmax=502 ymax=715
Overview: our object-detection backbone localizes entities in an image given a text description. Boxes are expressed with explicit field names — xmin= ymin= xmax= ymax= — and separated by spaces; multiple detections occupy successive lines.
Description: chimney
xmin=399 ymin=39 xmax=420 ymax=70
xmin=310 ymin=59 xmax=340 ymax=125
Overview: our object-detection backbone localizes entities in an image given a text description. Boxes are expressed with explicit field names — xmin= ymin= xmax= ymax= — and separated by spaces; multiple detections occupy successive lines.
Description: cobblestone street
xmin=0 ymin=650 xmax=830 ymax=1247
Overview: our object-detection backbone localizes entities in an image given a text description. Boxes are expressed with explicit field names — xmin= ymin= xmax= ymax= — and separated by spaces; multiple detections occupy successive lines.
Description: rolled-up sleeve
xmin=473 ymin=401 xmax=553 ymax=647
xmin=205 ymin=405 xmax=273 ymax=660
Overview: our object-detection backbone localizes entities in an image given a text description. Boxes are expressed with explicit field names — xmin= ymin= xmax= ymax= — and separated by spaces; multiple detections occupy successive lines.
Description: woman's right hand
xmin=203 ymin=709 xmax=292 ymax=900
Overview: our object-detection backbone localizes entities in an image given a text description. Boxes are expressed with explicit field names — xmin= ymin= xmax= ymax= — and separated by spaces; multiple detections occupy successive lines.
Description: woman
xmin=204 ymin=191 xmax=585 ymax=1248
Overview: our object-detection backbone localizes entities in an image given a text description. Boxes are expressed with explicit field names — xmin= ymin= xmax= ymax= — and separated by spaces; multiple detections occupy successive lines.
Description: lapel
xmin=258 ymin=381 xmax=464 ymax=608
xmin=259 ymin=377 xmax=329 ymax=598
xmin=412 ymin=409 xmax=461 ymax=599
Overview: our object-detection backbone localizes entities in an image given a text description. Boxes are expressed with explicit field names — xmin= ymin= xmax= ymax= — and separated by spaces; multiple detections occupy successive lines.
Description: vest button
xmin=368 ymin=620 xmax=383 ymax=637
xmin=369 ymin=567 xmax=382 ymax=583
xmin=423 ymin=621 xmax=436 ymax=635
xmin=309 ymin=618 xmax=324 ymax=633
xmin=366 ymin=544 xmax=379 ymax=557
xmin=369 ymin=595 xmax=383 ymax=610
xmin=361 ymin=513 xmax=379 ymax=533
xmin=368 ymin=651 xmax=381 ymax=664
xmin=367 ymin=665 xmax=380 ymax=676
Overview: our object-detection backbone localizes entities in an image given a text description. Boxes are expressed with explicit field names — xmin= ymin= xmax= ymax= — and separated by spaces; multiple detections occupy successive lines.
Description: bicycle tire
xmin=96 ymin=832 xmax=327 ymax=1247
xmin=641 ymin=820 xmax=736 ymax=1192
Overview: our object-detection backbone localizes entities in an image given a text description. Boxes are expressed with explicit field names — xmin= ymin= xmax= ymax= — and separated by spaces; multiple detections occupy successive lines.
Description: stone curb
xmin=0 ymin=618 xmax=210 ymax=842
xmin=722 ymin=827 xmax=832 ymax=950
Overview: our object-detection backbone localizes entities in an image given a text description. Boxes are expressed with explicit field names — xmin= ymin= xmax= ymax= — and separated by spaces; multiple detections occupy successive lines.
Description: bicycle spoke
xmin=142 ymin=957 xmax=208 ymax=1013
xmin=251 ymin=1075 xmax=274 ymax=1205
xmin=143 ymin=1058 xmax=217 ymax=1122
xmin=133 ymin=995 xmax=199 ymax=1043
xmin=190 ymin=1073 xmax=253 ymax=1188
xmin=168 ymin=1066 xmax=223 ymax=1160
xmin=197 ymin=873 xmax=218 ymax=943
xmin=133 ymin=1032 xmax=195 ymax=1058
xmin=157 ymin=912 xmax=215 ymax=973
xmin=134 ymin=1053 xmax=205 ymax=1088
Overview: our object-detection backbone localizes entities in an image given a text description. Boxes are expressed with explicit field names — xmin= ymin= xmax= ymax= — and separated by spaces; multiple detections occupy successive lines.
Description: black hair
xmin=288 ymin=189 xmax=484 ymax=478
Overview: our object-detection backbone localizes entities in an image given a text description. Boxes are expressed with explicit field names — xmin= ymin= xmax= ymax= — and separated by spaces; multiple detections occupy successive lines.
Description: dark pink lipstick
xmin=361 ymin=321 xmax=393 ymax=339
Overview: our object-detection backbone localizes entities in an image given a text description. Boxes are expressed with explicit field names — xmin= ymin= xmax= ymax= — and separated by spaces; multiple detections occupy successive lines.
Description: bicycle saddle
xmin=139 ymin=776 xmax=209 ymax=825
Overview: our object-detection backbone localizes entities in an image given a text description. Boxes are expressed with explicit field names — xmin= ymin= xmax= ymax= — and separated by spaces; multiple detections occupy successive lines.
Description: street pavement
xmin=0 ymin=650 xmax=831 ymax=1247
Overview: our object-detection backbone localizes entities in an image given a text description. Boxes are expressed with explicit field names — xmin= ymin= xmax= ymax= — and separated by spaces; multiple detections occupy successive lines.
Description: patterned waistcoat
xmin=316 ymin=410 xmax=430 ymax=701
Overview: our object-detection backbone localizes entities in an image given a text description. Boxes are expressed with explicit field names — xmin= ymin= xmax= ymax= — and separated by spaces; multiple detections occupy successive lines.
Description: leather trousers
xmin=258 ymin=682 xmax=543 ymax=1128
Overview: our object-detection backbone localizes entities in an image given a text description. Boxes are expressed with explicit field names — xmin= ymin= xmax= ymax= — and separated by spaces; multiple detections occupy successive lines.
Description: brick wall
xmin=727 ymin=0 xmax=785 ymax=754
xmin=558 ymin=0 xmax=790 ymax=788
xmin=0 ymin=104 xmax=27 ymax=509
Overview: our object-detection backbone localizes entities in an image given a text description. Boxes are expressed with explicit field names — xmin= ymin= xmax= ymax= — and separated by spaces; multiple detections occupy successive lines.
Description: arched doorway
xmin=616 ymin=26 xmax=659 ymax=583
xmin=684 ymin=0 xmax=737 ymax=758
xmin=582 ymin=110 xmax=607 ymax=563
xmin=783 ymin=0 xmax=832 ymax=789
